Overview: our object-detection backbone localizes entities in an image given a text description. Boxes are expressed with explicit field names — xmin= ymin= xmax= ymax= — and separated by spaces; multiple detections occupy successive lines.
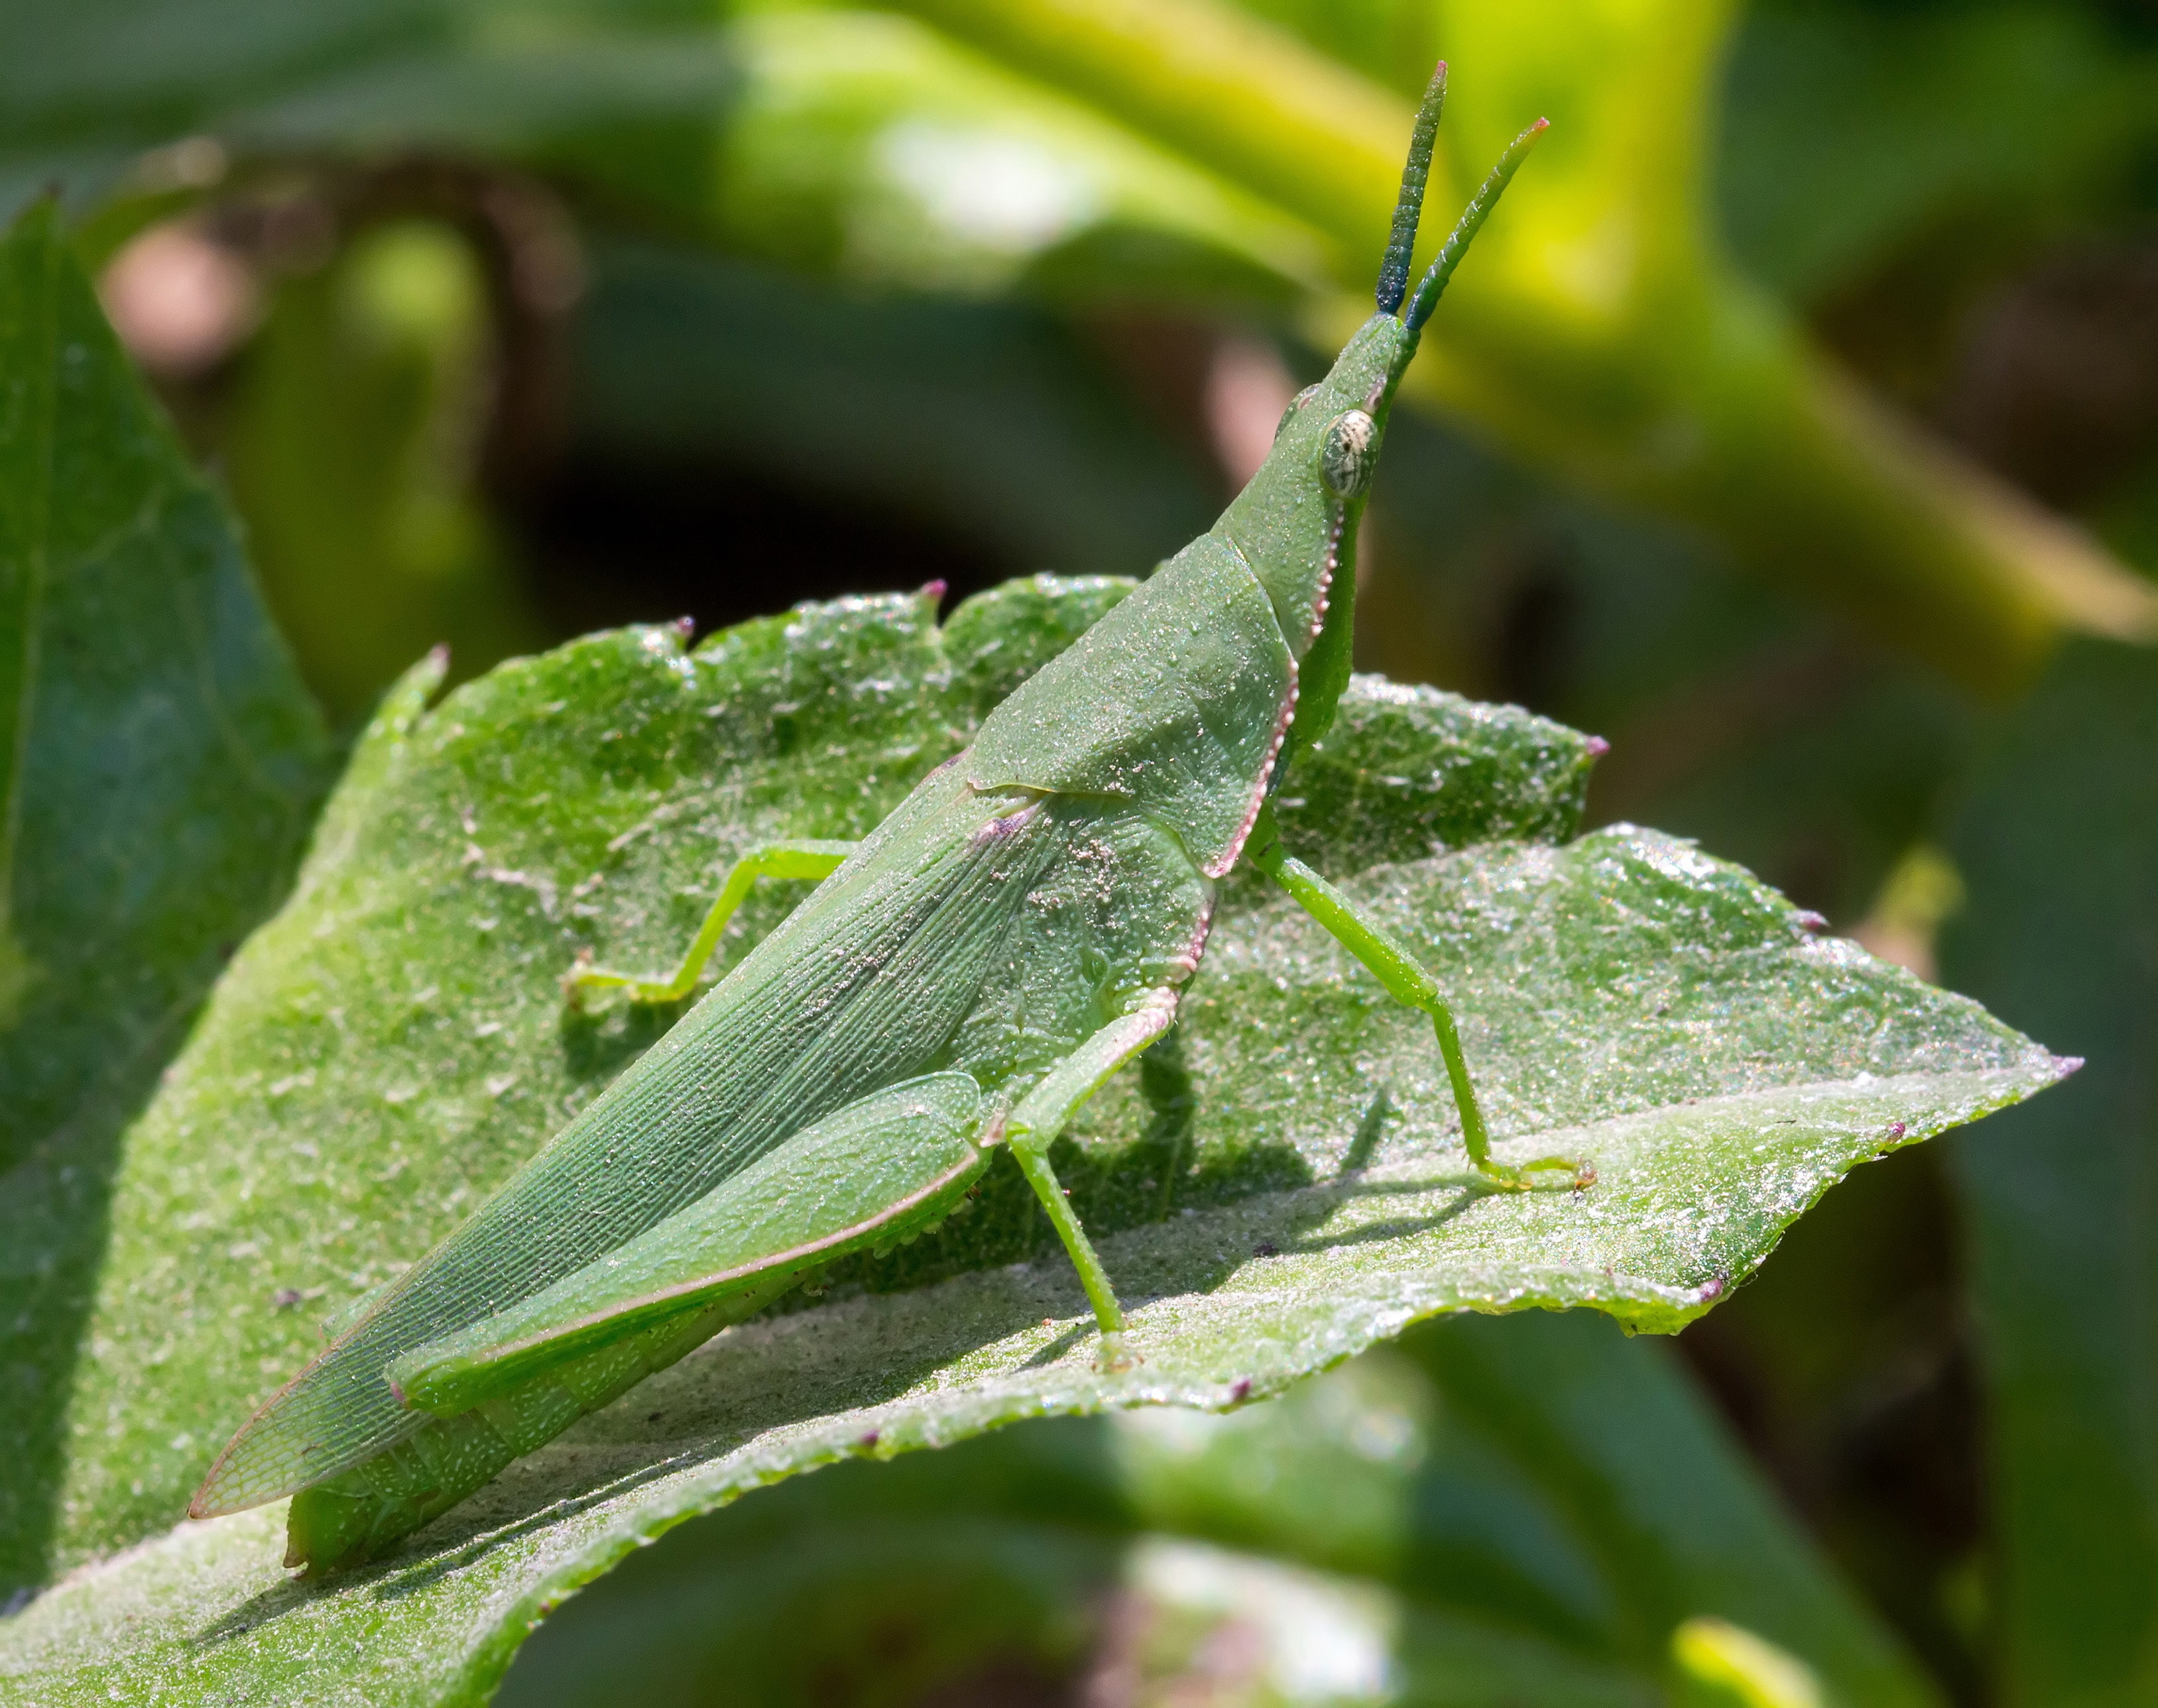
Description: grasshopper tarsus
xmin=558 ymin=946 xmax=597 ymax=1007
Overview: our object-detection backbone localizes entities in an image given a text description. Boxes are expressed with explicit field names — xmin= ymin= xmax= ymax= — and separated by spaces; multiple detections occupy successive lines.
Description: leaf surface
xmin=0 ymin=581 xmax=2060 ymax=1704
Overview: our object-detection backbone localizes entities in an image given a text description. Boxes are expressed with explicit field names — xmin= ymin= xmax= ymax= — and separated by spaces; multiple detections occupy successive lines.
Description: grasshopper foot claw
xmin=562 ymin=958 xmax=683 ymax=1007
xmin=1477 ymin=1155 xmax=1594 ymax=1194
xmin=560 ymin=949 xmax=599 ymax=1006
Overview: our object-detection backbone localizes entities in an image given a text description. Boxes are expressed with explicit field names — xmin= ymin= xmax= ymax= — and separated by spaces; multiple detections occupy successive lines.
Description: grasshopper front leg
xmin=566 ymin=839 xmax=859 ymax=1003
xmin=1246 ymin=809 xmax=1590 ymax=1192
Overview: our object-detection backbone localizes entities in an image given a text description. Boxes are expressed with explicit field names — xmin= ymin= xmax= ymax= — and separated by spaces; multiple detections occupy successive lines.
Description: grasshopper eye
xmin=1320 ymin=409 xmax=1378 ymax=497
xmin=1274 ymin=384 xmax=1323 ymax=443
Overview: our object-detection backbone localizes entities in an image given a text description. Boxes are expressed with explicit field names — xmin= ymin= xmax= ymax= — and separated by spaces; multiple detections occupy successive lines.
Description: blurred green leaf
xmin=1399 ymin=1314 xmax=1901 ymax=1699
xmin=499 ymin=1454 xmax=1663 ymax=1707
xmin=495 ymin=1310 xmax=1931 ymax=1705
xmin=200 ymin=11 xmax=1329 ymax=311
xmin=204 ymin=32 xmax=747 ymax=166
xmin=1122 ymin=1310 xmax=1936 ymax=1704
xmin=10 ymin=0 xmax=2152 ymax=685
xmin=0 ymin=0 xmax=705 ymax=170
xmin=0 ymin=577 xmax=2061 ymax=1702
xmin=568 ymin=238 xmax=1223 ymax=580
xmin=685 ymin=10 xmax=1325 ymax=306
xmin=1719 ymin=4 xmax=2158 ymax=306
xmin=1939 ymin=638 xmax=2158 ymax=1707
xmin=225 ymin=218 xmax=548 ymax=723
xmin=0 ymin=201 xmax=333 ymax=1595
xmin=875 ymin=0 xmax=2158 ymax=686
xmin=0 ymin=1 xmax=1325 ymax=302
xmin=12 ymin=9 xmax=1327 ymax=317
xmin=1355 ymin=406 xmax=1977 ymax=927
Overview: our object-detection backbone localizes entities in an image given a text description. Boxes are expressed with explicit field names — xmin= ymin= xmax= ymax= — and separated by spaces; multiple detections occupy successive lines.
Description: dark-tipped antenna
xmin=1374 ymin=62 xmax=1448 ymax=316
xmin=1404 ymin=117 xmax=1549 ymax=334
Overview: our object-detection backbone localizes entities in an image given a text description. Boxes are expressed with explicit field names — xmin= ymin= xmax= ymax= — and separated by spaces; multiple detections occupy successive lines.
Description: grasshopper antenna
xmin=1374 ymin=62 xmax=1447 ymax=316
xmin=1404 ymin=117 xmax=1549 ymax=334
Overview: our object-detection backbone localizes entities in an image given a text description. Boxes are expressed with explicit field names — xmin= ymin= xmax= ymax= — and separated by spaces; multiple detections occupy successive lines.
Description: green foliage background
xmin=2 ymin=1 xmax=2154 ymax=1704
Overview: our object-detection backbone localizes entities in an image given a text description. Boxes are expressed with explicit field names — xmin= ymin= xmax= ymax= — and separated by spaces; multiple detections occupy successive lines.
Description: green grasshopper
xmin=190 ymin=69 xmax=1585 ymax=1573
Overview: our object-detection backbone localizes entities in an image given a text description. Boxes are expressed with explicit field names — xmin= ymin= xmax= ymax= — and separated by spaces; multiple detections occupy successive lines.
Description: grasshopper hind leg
xmin=284 ymin=1074 xmax=994 ymax=1572
xmin=284 ymin=1290 xmax=760 ymax=1573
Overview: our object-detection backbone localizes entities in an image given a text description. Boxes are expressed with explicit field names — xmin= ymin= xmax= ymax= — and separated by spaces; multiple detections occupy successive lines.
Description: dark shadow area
xmin=196 ymin=1573 xmax=330 ymax=1646
xmin=511 ymin=451 xmax=1009 ymax=646
xmin=1339 ymin=1088 xmax=1396 ymax=1176
xmin=807 ymin=1021 xmax=1317 ymax=1303
xmin=1018 ymin=1324 xmax=1097 ymax=1372
xmin=555 ymin=988 xmax=699 ymax=1087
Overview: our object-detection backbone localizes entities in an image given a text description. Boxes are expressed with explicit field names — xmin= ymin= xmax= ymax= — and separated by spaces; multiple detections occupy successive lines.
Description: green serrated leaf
xmin=0 ymin=201 xmax=331 ymax=1597
xmin=0 ymin=582 xmax=2059 ymax=1704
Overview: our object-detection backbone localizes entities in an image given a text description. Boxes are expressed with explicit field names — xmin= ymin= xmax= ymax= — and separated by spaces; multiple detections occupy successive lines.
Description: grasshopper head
xmin=1277 ymin=70 xmax=1549 ymax=469
xmin=1225 ymin=70 xmax=1545 ymax=766
xmin=1241 ymin=72 xmax=1548 ymax=553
